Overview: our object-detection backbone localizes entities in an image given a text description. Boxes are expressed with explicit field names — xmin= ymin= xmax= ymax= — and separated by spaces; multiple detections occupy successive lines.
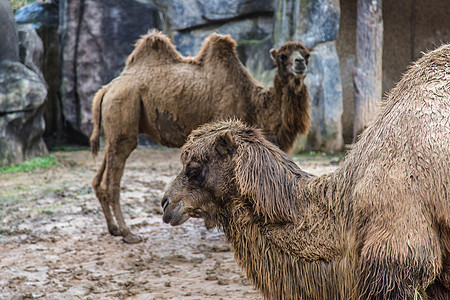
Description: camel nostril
xmin=161 ymin=196 xmax=170 ymax=210
xmin=295 ymin=58 xmax=305 ymax=65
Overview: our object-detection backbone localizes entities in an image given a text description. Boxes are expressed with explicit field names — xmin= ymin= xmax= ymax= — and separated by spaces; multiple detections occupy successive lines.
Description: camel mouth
xmin=162 ymin=202 xmax=190 ymax=226
xmin=293 ymin=64 xmax=307 ymax=76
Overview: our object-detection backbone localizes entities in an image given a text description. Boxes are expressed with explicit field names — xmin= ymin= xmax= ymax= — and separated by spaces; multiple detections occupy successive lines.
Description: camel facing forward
xmin=90 ymin=30 xmax=311 ymax=243
xmin=161 ymin=44 xmax=450 ymax=299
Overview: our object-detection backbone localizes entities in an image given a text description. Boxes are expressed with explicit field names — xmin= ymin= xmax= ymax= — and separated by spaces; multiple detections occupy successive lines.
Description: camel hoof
xmin=122 ymin=233 xmax=142 ymax=244
xmin=108 ymin=225 xmax=121 ymax=236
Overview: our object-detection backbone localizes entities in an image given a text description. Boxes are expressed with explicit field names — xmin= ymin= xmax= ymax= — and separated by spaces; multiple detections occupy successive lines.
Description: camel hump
xmin=206 ymin=33 xmax=237 ymax=49
xmin=194 ymin=33 xmax=238 ymax=63
xmin=126 ymin=29 xmax=182 ymax=66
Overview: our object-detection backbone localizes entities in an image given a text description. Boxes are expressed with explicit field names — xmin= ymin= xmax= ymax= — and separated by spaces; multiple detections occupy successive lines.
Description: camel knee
xmin=92 ymin=175 xmax=102 ymax=192
xmin=110 ymin=136 xmax=138 ymax=160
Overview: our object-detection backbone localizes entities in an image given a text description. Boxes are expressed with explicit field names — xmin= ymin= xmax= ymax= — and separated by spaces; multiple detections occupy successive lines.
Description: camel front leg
xmin=111 ymin=189 xmax=141 ymax=244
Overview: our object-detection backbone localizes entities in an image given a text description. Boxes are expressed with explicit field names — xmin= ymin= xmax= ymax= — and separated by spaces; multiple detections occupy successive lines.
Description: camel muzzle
xmin=293 ymin=59 xmax=307 ymax=75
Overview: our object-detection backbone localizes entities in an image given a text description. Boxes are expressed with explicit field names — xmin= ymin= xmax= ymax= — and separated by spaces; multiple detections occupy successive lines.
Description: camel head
xmin=270 ymin=41 xmax=310 ymax=78
xmin=162 ymin=119 xmax=308 ymax=229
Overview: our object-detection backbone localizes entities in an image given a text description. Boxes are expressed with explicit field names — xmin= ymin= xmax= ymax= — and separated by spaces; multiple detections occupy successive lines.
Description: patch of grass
xmin=49 ymin=145 xmax=90 ymax=152
xmin=0 ymin=155 xmax=61 ymax=174
xmin=40 ymin=209 xmax=54 ymax=215
xmin=10 ymin=0 xmax=36 ymax=12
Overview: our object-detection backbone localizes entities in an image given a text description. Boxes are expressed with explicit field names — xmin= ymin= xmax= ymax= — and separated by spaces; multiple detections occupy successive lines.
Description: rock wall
xmin=59 ymin=0 xmax=162 ymax=141
xmin=14 ymin=0 xmax=344 ymax=152
xmin=0 ymin=0 xmax=48 ymax=167
xmin=15 ymin=0 xmax=62 ymax=145
xmin=0 ymin=62 xmax=48 ymax=167
xmin=0 ymin=0 xmax=20 ymax=62
xmin=17 ymin=24 xmax=45 ymax=81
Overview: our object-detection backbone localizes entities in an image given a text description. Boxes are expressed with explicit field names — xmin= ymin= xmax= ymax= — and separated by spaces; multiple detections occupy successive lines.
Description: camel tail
xmin=90 ymin=86 xmax=106 ymax=157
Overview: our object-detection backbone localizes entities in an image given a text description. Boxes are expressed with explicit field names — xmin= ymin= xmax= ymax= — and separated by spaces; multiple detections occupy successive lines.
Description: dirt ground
xmin=0 ymin=147 xmax=339 ymax=300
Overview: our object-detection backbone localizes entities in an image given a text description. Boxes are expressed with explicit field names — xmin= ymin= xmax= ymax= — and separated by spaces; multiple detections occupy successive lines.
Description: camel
xmin=90 ymin=30 xmax=311 ymax=243
xmin=161 ymin=44 xmax=450 ymax=299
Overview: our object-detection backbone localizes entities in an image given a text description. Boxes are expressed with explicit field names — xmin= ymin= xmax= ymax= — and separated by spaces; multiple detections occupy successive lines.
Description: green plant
xmin=0 ymin=155 xmax=61 ymax=173
xmin=10 ymin=0 xmax=36 ymax=12
xmin=414 ymin=289 xmax=423 ymax=300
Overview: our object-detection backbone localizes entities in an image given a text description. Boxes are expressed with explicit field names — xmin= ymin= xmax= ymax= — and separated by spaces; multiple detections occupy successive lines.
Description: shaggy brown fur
xmin=161 ymin=44 xmax=450 ymax=299
xmin=90 ymin=30 xmax=311 ymax=243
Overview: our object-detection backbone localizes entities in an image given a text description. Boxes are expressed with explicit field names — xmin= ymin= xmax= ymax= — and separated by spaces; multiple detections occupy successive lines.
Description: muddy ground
xmin=0 ymin=147 xmax=339 ymax=299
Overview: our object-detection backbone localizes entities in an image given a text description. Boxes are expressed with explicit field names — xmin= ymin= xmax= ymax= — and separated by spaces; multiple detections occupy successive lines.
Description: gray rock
xmin=0 ymin=0 xmax=19 ymax=62
xmin=238 ymin=36 xmax=275 ymax=87
xmin=0 ymin=61 xmax=48 ymax=167
xmin=173 ymin=15 xmax=273 ymax=56
xmin=294 ymin=41 xmax=344 ymax=153
xmin=198 ymin=0 xmax=274 ymax=21
xmin=153 ymin=0 xmax=274 ymax=30
xmin=59 ymin=0 xmax=162 ymax=139
xmin=14 ymin=1 xmax=58 ymax=29
xmin=153 ymin=0 xmax=203 ymax=30
xmin=274 ymin=0 xmax=340 ymax=49
xmin=17 ymin=24 xmax=45 ymax=81
xmin=293 ymin=0 xmax=340 ymax=49
xmin=15 ymin=1 xmax=64 ymax=145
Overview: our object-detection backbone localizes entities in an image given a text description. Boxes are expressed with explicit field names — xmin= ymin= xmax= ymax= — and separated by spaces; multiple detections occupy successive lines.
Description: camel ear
xmin=234 ymin=144 xmax=296 ymax=223
xmin=215 ymin=130 xmax=236 ymax=156
xmin=270 ymin=48 xmax=278 ymax=62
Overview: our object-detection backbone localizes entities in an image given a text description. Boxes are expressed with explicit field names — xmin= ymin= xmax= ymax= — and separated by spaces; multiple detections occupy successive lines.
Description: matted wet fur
xmin=89 ymin=30 xmax=311 ymax=243
xmin=162 ymin=44 xmax=450 ymax=299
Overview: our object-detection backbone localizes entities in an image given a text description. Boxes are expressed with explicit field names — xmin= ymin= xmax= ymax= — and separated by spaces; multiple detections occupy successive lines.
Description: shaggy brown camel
xmin=90 ymin=30 xmax=311 ymax=243
xmin=161 ymin=44 xmax=450 ymax=299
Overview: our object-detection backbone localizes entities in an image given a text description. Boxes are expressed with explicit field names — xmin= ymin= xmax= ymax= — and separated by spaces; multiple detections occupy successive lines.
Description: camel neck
xmin=257 ymin=75 xmax=310 ymax=152
xmin=218 ymin=175 xmax=356 ymax=299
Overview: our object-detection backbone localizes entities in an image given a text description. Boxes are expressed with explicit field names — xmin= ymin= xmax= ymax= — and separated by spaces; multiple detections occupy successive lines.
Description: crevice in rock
xmin=176 ymin=11 xmax=274 ymax=32
xmin=0 ymin=108 xmax=34 ymax=116
xmin=73 ymin=0 xmax=85 ymax=129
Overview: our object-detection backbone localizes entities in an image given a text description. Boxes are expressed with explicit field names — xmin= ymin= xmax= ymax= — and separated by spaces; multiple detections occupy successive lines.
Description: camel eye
xmin=304 ymin=53 xmax=310 ymax=63
xmin=280 ymin=54 xmax=287 ymax=62
xmin=185 ymin=165 xmax=205 ymax=185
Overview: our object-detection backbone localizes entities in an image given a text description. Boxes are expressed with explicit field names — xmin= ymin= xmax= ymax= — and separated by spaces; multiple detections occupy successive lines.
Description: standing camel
xmin=90 ymin=30 xmax=311 ymax=243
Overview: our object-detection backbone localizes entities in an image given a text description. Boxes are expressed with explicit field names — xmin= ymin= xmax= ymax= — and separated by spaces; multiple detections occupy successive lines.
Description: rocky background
xmin=0 ymin=0 xmax=344 ymax=167
xmin=0 ymin=0 xmax=48 ymax=166
xmin=6 ymin=0 xmax=448 ymax=166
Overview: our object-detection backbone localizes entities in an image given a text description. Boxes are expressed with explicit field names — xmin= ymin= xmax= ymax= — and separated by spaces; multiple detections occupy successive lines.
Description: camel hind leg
xmin=92 ymin=86 xmax=142 ymax=243
xmin=100 ymin=136 xmax=139 ymax=243
xmin=93 ymin=157 xmax=120 ymax=236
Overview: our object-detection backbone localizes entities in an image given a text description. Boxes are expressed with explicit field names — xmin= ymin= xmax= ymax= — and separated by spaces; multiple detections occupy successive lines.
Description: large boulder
xmin=15 ymin=0 xmax=62 ymax=145
xmin=59 ymin=0 xmax=162 ymax=140
xmin=0 ymin=0 xmax=19 ymax=62
xmin=16 ymin=24 xmax=45 ymax=81
xmin=0 ymin=61 xmax=48 ymax=167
